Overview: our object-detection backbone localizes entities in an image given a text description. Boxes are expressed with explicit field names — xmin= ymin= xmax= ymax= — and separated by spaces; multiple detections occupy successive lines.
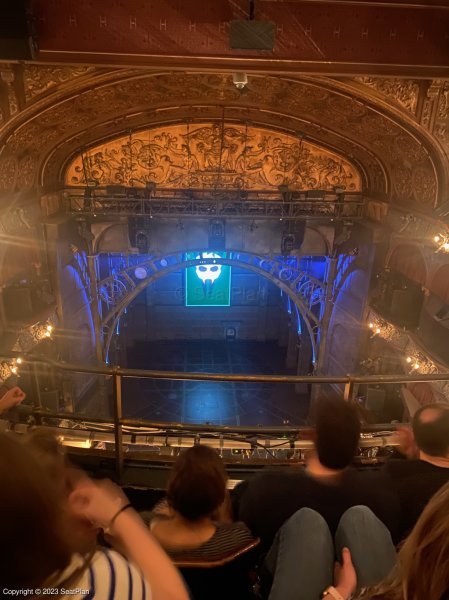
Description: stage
xmin=121 ymin=340 xmax=309 ymax=427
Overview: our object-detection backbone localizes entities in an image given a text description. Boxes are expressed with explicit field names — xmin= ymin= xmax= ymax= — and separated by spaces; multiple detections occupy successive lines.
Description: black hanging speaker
xmin=229 ymin=20 xmax=276 ymax=50
xmin=209 ymin=219 xmax=226 ymax=251
xmin=389 ymin=288 xmax=424 ymax=328
xmin=2 ymin=286 xmax=34 ymax=322
xmin=281 ymin=222 xmax=305 ymax=254
xmin=128 ymin=217 xmax=151 ymax=253
xmin=0 ymin=0 xmax=37 ymax=60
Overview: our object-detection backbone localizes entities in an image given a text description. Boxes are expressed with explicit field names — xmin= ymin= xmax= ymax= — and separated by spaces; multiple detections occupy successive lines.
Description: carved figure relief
xmin=354 ymin=77 xmax=419 ymax=115
xmin=65 ymin=123 xmax=362 ymax=191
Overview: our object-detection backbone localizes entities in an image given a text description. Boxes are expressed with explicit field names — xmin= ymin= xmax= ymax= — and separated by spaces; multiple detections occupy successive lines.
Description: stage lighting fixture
xmin=278 ymin=184 xmax=292 ymax=202
xmin=134 ymin=266 xmax=147 ymax=280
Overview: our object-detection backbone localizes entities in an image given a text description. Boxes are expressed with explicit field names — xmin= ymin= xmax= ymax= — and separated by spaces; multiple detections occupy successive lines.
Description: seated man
xmin=383 ymin=402 xmax=449 ymax=539
xmin=237 ymin=398 xmax=399 ymax=550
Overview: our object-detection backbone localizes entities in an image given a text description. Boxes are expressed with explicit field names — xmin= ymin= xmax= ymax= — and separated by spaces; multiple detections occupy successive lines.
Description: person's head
xmin=0 ymin=432 xmax=72 ymax=588
xmin=412 ymin=403 xmax=449 ymax=458
xmin=167 ymin=445 xmax=227 ymax=522
xmin=363 ymin=480 xmax=449 ymax=600
xmin=314 ymin=398 xmax=361 ymax=470
xmin=24 ymin=428 xmax=99 ymax=554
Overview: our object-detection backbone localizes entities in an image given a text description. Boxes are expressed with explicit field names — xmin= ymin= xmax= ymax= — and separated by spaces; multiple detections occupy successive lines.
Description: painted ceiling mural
xmin=0 ymin=65 xmax=447 ymax=211
xmin=65 ymin=123 xmax=362 ymax=191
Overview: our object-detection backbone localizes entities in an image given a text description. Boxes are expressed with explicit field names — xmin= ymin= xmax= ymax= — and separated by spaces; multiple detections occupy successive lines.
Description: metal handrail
xmin=3 ymin=353 xmax=449 ymax=384
xmin=3 ymin=352 xmax=449 ymax=479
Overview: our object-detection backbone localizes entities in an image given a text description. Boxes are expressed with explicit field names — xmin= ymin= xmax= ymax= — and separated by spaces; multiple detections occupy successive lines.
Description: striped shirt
xmin=148 ymin=517 xmax=256 ymax=562
xmin=56 ymin=549 xmax=152 ymax=600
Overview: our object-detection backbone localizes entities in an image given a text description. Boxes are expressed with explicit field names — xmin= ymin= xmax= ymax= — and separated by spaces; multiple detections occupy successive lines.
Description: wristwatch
xmin=322 ymin=586 xmax=346 ymax=600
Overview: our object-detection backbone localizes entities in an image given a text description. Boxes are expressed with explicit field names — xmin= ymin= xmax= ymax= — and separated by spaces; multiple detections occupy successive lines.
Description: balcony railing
xmin=2 ymin=353 xmax=449 ymax=482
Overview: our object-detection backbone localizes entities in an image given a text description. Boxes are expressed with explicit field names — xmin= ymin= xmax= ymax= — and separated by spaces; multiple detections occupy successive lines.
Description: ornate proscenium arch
xmin=96 ymin=250 xmax=326 ymax=362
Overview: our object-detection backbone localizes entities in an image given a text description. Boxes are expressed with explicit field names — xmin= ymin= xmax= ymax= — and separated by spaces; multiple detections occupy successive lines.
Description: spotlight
xmin=44 ymin=331 xmax=51 ymax=338
xmin=406 ymin=357 xmax=412 ymax=363
xmin=414 ymin=362 xmax=420 ymax=370
xmin=434 ymin=235 xmax=441 ymax=243
xmin=11 ymin=366 xmax=18 ymax=375
xmin=46 ymin=325 xmax=53 ymax=332
xmin=375 ymin=327 xmax=381 ymax=334
xmin=369 ymin=323 xmax=374 ymax=329
xmin=443 ymin=243 xmax=449 ymax=252
xmin=16 ymin=357 xmax=22 ymax=364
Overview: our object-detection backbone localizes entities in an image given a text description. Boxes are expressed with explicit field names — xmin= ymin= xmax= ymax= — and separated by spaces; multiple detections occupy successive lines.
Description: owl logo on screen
xmin=195 ymin=253 xmax=222 ymax=297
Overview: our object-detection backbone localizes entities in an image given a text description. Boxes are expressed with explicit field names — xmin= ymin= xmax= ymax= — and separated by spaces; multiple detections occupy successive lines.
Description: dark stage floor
xmin=121 ymin=340 xmax=309 ymax=426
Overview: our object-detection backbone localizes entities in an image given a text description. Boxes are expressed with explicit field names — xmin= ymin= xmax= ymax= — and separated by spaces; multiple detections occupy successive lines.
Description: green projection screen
xmin=185 ymin=252 xmax=231 ymax=307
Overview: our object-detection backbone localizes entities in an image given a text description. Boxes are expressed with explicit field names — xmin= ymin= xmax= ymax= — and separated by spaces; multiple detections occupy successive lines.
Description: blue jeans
xmin=265 ymin=506 xmax=397 ymax=600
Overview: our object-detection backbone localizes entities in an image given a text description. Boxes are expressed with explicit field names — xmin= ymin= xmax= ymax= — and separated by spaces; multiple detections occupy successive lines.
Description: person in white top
xmin=0 ymin=431 xmax=189 ymax=600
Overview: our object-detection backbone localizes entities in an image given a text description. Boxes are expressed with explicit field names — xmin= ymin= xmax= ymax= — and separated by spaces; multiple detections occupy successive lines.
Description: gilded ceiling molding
xmin=65 ymin=123 xmax=362 ymax=192
xmin=353 ymin=77 xmax=420 ymax=115
xmin=0 ymin=69 xmax=445 ymax=211
xmin=23 ymin=64 xmax=96 ymax=101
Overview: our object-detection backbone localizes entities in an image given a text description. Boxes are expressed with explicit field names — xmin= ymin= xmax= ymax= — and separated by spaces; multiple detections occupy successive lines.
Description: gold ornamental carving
xmin=23 ymin=65 xmax=95 ymax=101
xmin=65 ymin=123 xmax=362 ymax=191
xmin=354 ymin=77 xmax=419 ymax=115
xmin=0 ymin=70 xmax=440 ymax=206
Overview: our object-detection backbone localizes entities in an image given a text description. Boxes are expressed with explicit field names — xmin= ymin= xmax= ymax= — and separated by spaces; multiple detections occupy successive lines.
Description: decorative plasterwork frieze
xmin=65 ymin=123 xmax=362 ymax=191
xmin=23 ymin=65 xmax=95 ymax=101
xmin=354 ymin=77 xmax=419 ymax=115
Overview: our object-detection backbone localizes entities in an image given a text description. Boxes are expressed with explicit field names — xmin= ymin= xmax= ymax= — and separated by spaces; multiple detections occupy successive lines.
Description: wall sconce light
xmin=433 ymin=233 xmax=449 ymax=253
xmin=0 ymin=357 xmax=23 ymax=382
xmin=368 ymin=319 xmax=390 ymax=338
xmin=404 ymin=352 xmax=436 ymax=374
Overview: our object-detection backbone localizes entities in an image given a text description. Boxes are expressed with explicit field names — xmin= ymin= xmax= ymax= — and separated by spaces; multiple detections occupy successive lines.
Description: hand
xmin=394 ymin=427 xmax=419 ymax=459
xmin=0 ymin=386 xmax=26 ymax=413
xmin=334 ymin=547 xmax=357 ymax=599
xmin=68 ymin=477 xmax=130 ymax=530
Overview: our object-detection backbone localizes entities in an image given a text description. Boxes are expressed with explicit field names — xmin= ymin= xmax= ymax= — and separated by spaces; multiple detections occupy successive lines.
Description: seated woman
xmin=0 ymin=431 xmax=188 ymax=600
xmin=146 ymin=445 xmax=257 ymax=561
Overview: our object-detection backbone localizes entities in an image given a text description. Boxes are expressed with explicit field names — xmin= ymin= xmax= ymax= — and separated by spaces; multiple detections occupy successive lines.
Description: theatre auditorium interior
xmin=3 ymin=1 xmax=449 ymax=599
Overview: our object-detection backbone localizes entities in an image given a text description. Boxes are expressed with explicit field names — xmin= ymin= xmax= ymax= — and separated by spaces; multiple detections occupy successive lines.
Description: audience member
xmin=333 ymin=479 xmax=449 ymax=600
xmin=146 ymin=445 xmax=256 ymax=561
xmin=237 ymin=398 xmax=400 ymax=549
xmin=384 ymin=402 xmax=449 ymax=538
xmin=25 ymin=428 xmax=99 ymax=554
xmin=0 ymin=431 xmax=188 ymax=600
xmin=266 ymin=505 xmax=396 ymax=600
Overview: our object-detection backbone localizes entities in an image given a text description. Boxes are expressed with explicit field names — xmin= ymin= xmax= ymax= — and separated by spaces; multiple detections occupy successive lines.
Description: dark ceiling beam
xmin=262 ymin=0 xmax=449 ymax=8
xmin=32 ymin=0 xmax=449 ymax=77
xmin=34 ymin=52 xmax=449 ymax=78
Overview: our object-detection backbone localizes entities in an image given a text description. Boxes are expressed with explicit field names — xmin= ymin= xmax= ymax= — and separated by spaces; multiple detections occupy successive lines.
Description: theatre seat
xmin=174 ymin=538 xmax=260 ymax=600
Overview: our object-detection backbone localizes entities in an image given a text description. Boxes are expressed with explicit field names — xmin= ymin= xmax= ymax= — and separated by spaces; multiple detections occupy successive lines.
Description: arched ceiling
xmin=0 ymin=67 xmax=447 ymax=212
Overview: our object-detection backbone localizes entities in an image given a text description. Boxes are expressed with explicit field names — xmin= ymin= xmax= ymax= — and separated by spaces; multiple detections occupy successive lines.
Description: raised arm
xmin=69 ymin=478 xmax=189 ymax=600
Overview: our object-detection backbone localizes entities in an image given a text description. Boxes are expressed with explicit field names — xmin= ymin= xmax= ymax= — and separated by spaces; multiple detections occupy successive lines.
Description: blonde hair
xmin=360 ymin=480 xmax=449 ymax=600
